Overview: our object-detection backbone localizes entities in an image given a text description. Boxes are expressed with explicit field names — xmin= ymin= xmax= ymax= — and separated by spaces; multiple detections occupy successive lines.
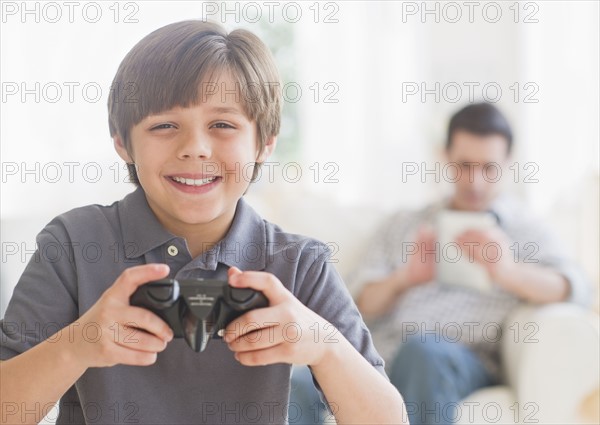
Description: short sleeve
xmin=1 ymin=223 xmax=79 ymax=360
xmin=294 ymin=248 xmax=388 ymax=411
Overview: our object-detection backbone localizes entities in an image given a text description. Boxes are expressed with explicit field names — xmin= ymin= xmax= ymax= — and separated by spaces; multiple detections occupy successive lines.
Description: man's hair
xmin=107 ymin=20 xmax=282 ymax=184
xmin=446 ymin=103 xmax=513 ymax=154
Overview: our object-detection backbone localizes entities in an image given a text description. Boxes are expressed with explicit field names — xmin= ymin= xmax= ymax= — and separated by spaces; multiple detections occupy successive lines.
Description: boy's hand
xmin=70 ymin=264 xmax=174 ymax=369
xmin=224 ymin=267 xmax=338 ymax=368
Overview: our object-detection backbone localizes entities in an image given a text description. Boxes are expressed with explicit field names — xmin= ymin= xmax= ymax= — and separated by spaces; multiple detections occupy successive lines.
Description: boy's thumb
xmin=228 ymin=266 xmax=242 ymax=278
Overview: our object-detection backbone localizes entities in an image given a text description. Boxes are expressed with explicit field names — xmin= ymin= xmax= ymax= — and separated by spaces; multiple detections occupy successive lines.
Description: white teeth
xmin=171 ymin=176 xmax=217 ymax=186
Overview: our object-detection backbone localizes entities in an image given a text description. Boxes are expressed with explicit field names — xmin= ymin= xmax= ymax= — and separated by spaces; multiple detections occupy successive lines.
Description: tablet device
xmin=436 ymin=210 xmax=497 ymax=292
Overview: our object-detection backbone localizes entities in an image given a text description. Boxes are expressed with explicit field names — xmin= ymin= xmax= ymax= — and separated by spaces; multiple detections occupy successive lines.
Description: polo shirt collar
xmin=118 ymin=187 xmax=267 ymax=271
xmin=205 ymin=197 xmax=268 ymax=271
xmin=118 ymin=187 xmax=176 ymax=258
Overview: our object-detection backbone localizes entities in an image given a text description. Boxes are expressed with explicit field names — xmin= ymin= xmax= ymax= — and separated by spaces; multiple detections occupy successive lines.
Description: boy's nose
xmin=177 ymin=132 xmax=212 ymax=159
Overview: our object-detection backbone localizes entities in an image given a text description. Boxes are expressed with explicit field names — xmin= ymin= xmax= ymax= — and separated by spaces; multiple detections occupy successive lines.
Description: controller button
xmin=230 ymin=288 xmax=253 ymax=303
xmin=167 ymin=245 xmax=179 ymax=256
xmin=149 ymin=285 xmax=174 ymax=302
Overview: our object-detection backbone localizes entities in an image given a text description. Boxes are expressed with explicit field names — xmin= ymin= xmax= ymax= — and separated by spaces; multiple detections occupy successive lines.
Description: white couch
xmin=457 ymin=303 xmax=599 ymax=424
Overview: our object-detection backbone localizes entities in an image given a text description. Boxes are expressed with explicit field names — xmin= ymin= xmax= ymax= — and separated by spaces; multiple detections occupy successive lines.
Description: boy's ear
xmin=256 ymin=136 xmax=277 ymax=163
xmin=113 ymin=135 xmax=133 ymax=162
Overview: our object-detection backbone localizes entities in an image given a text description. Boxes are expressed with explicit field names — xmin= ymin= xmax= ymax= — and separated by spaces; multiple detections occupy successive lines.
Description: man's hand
xmin=356 ymin=224 xmax=435 ymax=319
xmin=224 ymin=267 xmax=336 ymax=367
xmin=400 ymin=224 xmax=436 ymax=288
xmin=456 ymin=226 xmax=571 ymax=302
xmin=455 ymin=226 xmax=515 ymax=286
xmin=71 ymin=264 xmax=174 ymax=369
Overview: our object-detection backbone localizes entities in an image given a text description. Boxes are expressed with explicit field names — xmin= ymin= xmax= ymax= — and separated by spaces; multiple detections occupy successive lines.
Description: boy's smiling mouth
xmin=169 ymin=175 xmax=219 ymax=187
xmin=166 ymin=174 xmax=222 ymax=193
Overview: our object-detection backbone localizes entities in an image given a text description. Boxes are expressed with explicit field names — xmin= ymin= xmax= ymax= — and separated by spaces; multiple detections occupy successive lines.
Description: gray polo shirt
xmin=1 ymin=188 xmax=386 ymax=425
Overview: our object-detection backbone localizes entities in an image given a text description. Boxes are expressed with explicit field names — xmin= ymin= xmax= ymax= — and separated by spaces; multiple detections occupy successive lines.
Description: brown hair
xmin=107 ymin=20 xmax=282 ymax=184
xmin=446 ymin=102 xmax=513 ymax=154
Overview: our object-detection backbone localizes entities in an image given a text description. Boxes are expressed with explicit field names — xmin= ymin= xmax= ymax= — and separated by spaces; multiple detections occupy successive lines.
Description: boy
xmin=0 ymin=21 xmax=406 ymax=425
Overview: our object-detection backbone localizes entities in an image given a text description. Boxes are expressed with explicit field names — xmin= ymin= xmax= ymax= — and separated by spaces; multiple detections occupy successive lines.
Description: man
xmin=345 ymin=102 xmax=590 ymax=425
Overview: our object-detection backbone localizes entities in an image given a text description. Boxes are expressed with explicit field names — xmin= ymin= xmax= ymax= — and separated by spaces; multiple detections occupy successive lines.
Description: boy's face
xmin=446 ymin=130 xmax=510 ymax=211
xmin=115 ymin=72 xmax=275 ymax=237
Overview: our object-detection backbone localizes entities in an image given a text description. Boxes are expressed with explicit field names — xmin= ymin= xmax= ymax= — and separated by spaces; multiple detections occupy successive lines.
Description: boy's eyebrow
xmin=145 ymin=106 xmax=246 ymax=120
xmin=208 ymin=106 xmax=244 ymax=115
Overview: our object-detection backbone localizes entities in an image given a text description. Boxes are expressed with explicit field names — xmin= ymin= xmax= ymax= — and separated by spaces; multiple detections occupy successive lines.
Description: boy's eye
xmin=151 ymin=123 xmax=176 ymax=130
xmin=211 ymin=122 xmax=234 ymax=129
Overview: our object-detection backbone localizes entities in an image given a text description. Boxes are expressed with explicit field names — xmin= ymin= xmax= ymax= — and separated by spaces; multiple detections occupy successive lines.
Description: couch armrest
xmin=501 ymin=303 xmax=599 ymax=424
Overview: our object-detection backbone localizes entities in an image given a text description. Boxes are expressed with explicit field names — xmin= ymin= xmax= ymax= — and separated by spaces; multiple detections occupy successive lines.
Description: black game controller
xmin=130 ymin=279 xmax=269 ymax=352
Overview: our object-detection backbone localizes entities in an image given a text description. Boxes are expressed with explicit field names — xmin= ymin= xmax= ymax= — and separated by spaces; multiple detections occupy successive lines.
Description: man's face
xmin=446 ymin=130 xmax=510 ymax=211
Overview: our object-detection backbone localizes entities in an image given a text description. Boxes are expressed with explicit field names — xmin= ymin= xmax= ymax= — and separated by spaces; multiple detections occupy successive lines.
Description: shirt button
xmin=167 ymin=245 xmax=178 ymax=257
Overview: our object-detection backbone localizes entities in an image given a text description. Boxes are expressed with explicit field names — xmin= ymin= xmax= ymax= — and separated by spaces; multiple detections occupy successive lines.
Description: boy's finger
xmin=233 ymin=344 xmax=288 ymax=367
xmin=115 ymin=325 xmax=170 ymax=353
xmin=228 ymin=266 xmax=243 ymax=278
xmin=224 ymin=304 xmax=286 ymax=343
xmin=228 ymin=271 xmax=290 ymax=305
xmin=108 ymin=263 xmax=170 ymax=299
xmin=123 ymin=306 xmax=174 ymax=342
xmin=109 ymin=343 xmax=160 ymax=367
xmin=228 ymin=330 xmax=285 ymax=355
